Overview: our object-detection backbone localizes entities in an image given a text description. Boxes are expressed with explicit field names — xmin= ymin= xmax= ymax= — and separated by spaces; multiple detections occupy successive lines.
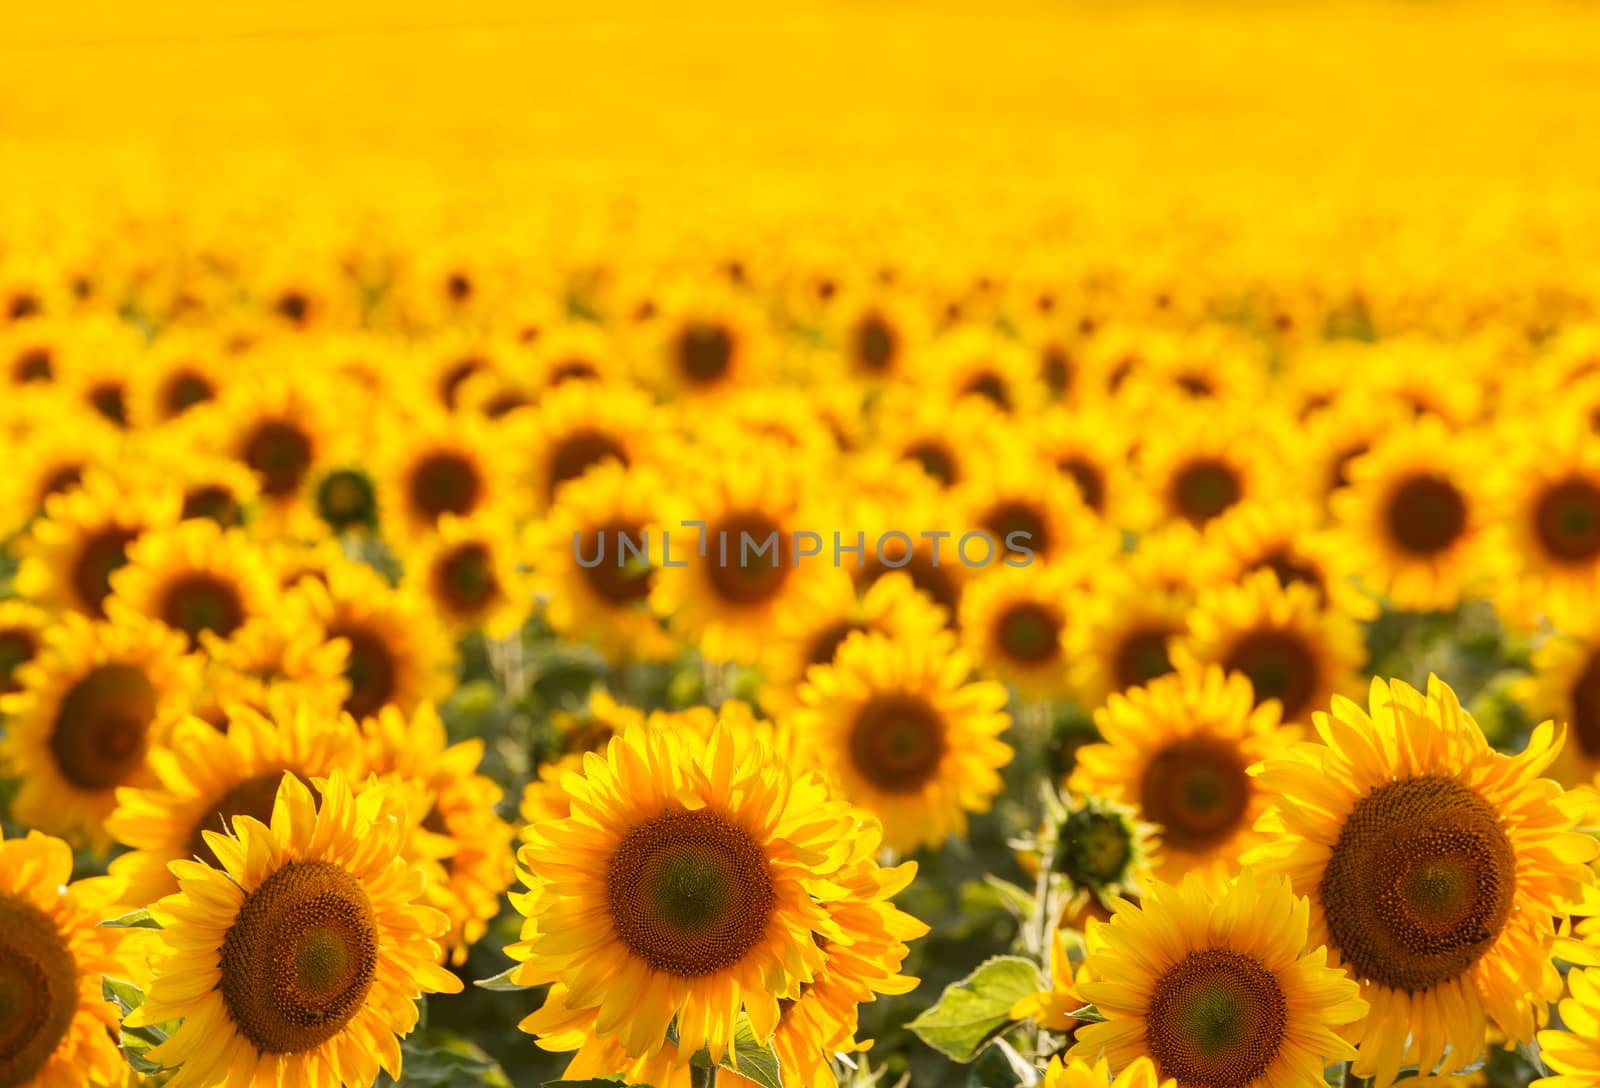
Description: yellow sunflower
xmin=847 ymin=479 xmax=973 ymax=616
xmin=519 ymin=690 xmax=649 ymax=829
xmin=0 ymin=612 xmax=196 ymax=850
xmin=1513 ymin=618 xmax=1600 ymax=787
xmin=640 ymin=286 xmax=773 ymax=400
xmin=402 ymin=511 xmax=532 ymax=640
xmin=787 ymin=631 xmax=1012 ymax=853
xmin=159 ymin=449 xmax=261 ymax=530
xmin=128 ymin=332 xmax=229 ymax=427
xmin=1070 ymin=665 xmax=1294 ymax=883
xmin=128 ymin=770 xmax=462 ymax=1087
xmin=0 ymin=393 xmax=120 ymax=539
xmin=509 ymin=377 xmax=667 ymax=513
xmin=0 ymin=826 xmax=154 ymax=1087
xmin=524 ymin=320 xmax=627 ymax=390
xmin=374 ymin=403 xmax=517 ymax=545
xmin=1069 ymin=869 xmax=1367 ymax=1088
xmin=917 ymin=323 xmax=1047 ymax=414
xmin=1136 ymin=410 xmax=1287 ymax=530
xmin=959 ymin=561 xmax=1086 ymax=701
xmin=1208 ymin=498 xmax=1379 ymax=621
xmin=866 ymin=386 xmax=1004 ymax=490
xmin=1031 ymin=405 xmax=1148 ymax=530
xmin=105 ymin=698 xmax=367 ymax=907
xmin=509 ymin=722 xmax=857 ymax=1070
xmin=1535 ymin=967 xmax=1600 ymax=1088
xmin=1246 ymin=675 xmax=1600 ymax=1085
xmin=187 ymin=607 xmax=350 ymax=729
xmin=1065 ymin=570 xmax=1193 ymax=709
xmin=955 ymin=455 xmax=1121 ymax=568
xmin=827 ymin=290 xmax=928 ymax=383
xmin=106 ymin=519 xmax=278 ymax=651
xmin=363 ymin=702 xmax=515 ymax=964
xmin=1042 ymin=1056 xmax=1175 ymax=1088
xmin=1172 ymin=570 xmax=1367 ymax=726
xmin=0 ymin=598 xmax=50 ymax=696
xmin=1330 ymin=415 xmax=1494 ymax=612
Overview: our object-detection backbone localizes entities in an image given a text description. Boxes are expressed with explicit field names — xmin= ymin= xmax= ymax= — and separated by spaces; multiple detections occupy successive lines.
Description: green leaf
xmin=101 ymin=975 xmax=146 ymax=1015
xmin=473 ymin=965 xmax=532 ymax=991
xmin=907 ymin=954 xmax=1044 ymax=1063
xmin=1067 ymin=1004 xmax=1106 ymax=1023
xmin=99 ymin=907 xmax=161 ymax=929
xmin=668 ymin=1014 xmax=783 ymax=1087
xmin=377 ymin=1031 xmax=511 ymax=1086
xmin=980 ymin=875 xmax=1037 ymax=922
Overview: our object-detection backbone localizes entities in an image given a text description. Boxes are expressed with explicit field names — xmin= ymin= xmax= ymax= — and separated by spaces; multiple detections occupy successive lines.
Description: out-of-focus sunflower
xmin=106 ymin=519 xmax=278 ymax=651
xmin=185 ymin=606 xmax=349 ymax=728
xmin=509 ymin=722 xmax=857 ymax=1071
xmin=0 ymin=394 xmax=120 ymax=538
xmin=1512 ymin=618 xmax=1600 ymax=787
xmin=916 ymin=323 xmax=1046 ymax=414
xmin=364 ymin=702 xmax=515 ymax=964
xmin=1068 ymin=869 xmax=1366 ymax=1087
xmin=1331 ymin=415 xmax=1494 ymax=612
xmin=1535 ymin=968 xmax=1600 ymax=1088
xmin=1295 ymin=386 xmax=1415 ymax=506
xmin=0 ymin=826 xmax=153 ymax=1088
xmin=129 ymin=770 xmax=462 ymax=1087
xmin=128 ymin=332 xmax=228 ymax=427
xmin=1136 ymin=410 xmax=1286 ymax=530
xmin=1031 ymin=406 xmax=1146 ymax=529
xmin=0 ymin=612 xmax=196 ymax=850
xmin=402 ymin=511 xmax=532 ymax=640
xmin=13 ymin=467 xmax=181 ymax=619
xmin=828 ymin=290 xmax=928 ymax=383
xmin=1121 ymin=521 xmax=1230 ymax=597
xmin=0 ymin=598 xmax=49 ymax=696
xmin=305 ymin=462 xmax=381 ymax=538
xmin=1247 ymin=675 xmax=1600 ymax=1086
xmin=525 ymin=320 xmax=627 ymax=390
xmin=1173 ymin=570 xmax=1366 ymax=726
xmin=509 ymin=378 xmax=666 ymax=513
xmin=1070 ymin=665 xmax=1292 ymax=882
xmin=54 ymin=315 xmax=143 ymax=429
xmin=639 ymin=285 xmax=773 ymax=400
xmin=788 ymin=631 xmax=1012 ymax=853
xmin=1066 ymin=570 xmax=1191 ymax=708
xmin=106 ymin=699 xmax=367 ymax=906
xmin=156 ymin=448 xmax=260 ymax=529
xmin=867 ymin=386 xmax=1004 ymax=490
xmin=0 ymin=315 xmax=68 ymax=389
xmin=959 ymin=561 xmax=1084 ymax=701
xmin=955 ymin=456 xmax=1121 ymax=568
xmin=696 ymin=386 xmax=843 ymax=470
xmin=375 ymin=403 xmax=516 ymax=545
xmin=527 ymin=460 xmax=677 ymax=660
xmin=290 ymin=557 xmax=456 ymax=721
xmin=1208 ymin=498 xmax=1379 ymax=621
xmin=519 ymin=690 xmax=648 ymax=829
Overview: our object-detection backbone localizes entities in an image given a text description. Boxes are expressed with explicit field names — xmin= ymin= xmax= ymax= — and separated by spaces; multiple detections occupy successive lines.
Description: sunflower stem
xmin=1340 ymin=1061 xmax=1368 ymax=1088
xmin=692 ymin=1064 xmax=719 ymax=1087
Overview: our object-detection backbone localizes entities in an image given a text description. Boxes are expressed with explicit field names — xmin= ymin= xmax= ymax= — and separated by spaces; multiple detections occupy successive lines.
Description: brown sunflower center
xmin=1328 ymin=441 xmax=1369 ymax=494
xmin=1222 ymin=630 xmax=1318 ymax=722
xmin=187 ymin=771 xmax=310 ymax=867
xmin=1172 ymin=459 xmax=1242 ymax=526
xmin=0 ymin=629 xmax=39 ymax=696
xmin=982 ymin=500 xmax=1051 ymax=558
xmin=578 ymin=521 xmax=655 ymax=604
xmin=805 ymin=621 xmax=865 ymax=668
xmin=962 ymin=371 xmax=1011 ymax=410
xmin=39 ymin=465 xmax=84 ymax=504
xmin=1534 ymin=477 xmax=1600 ymax=563
xmin=439 ymin=356 xmax=485 ymax=408
xmin=849 ymin=693 xmax=947 ymax=793
xmin=160 ymin=573 xmax=246 ymax=646
xmin=219 ymin=860 xmax=379 ymax=1054
xmin=161 ymin=370 xmax=216 ymax=418
xmin=995 ymin=602 xmax=1061 ymax=664
xmin=315 ymin=470 xmax=377 ymax=532
xmin=1042 ymin=346 xmax=1072 ymax=397
xmin=50 ymin=663 xmax=158 ymax=790
xmin=243 ymin=420 xmax=314 ymax=498
xmin=606 ymin=809 xmax=775 ymax=977
xmin=1319 ymin=774 xmax=1516 ymax=992
xmin=853 ymin=314 xmax=898 ymax=373
xmin=706 ymin=513 xmax=791 ymax=606
xmin=547 ymin=430 xmax=629 ymax=502
xmin=1385 ymin=474 xmax=1467 ymax=557
xmin=904 ymin=441 xmax=958 ymax=486
xmin=1139 ymin=737 xmax=1252 ymax=853
xmin=1058 ymin=457 xmax=1105 ymax=512
xmin=182 ymin=485 xmax=244 ymax=527
xmin=435 ymin=542 xmax=497 ymax=613
xmin=0 ymin=893 xmax=79 ymax=1087
xmin=89 ymin=382 xmax=128 ymax=427
xmin=1253 ymin=550 xmax=1325 ymax=601
xmin=407 ymin=451 xmax=482 ymax=523
xmin=1571 ymin=652 xmax=1600 ymax=760
xmin=860 ymin=544 xmax=961 ymax=614
xmin=1145 ymin=948 xmax=1287 ymax=1088
xmin=329 ymin=624 xmax=397 ymax=720
xmin=275 ymin=291 xmax=310 ymax=324
xmin=549 ymin=358 xmax=601 ymax=386
xmin=13 ymin=347 xmax=53 ymax=383
xmin=1112 ymin=625 xmax=1176 ymax=691
xmin=72 ymin=526 xmax=138 ymax=618
xmin=676 ymin=323 xmax=735 ymax=385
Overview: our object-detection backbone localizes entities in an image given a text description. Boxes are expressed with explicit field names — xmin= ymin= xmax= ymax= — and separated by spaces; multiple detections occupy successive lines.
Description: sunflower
xmin=1031 ymin=405 xmax=1148 ymax=529
xmin=13 ymin=466 xmax=182 ymax=619
xmin=525 ymin=320 xmax=626 ymax=390
xmin=1042 ymin=1056 xmax=1175 ymax=1088
xmin=1330 ymin=415 xmax=1494 ymax=612
xmin=1208 ymin=499 xmax=1378 ymax=621
xmin=374 ymin=403 xmax=515 ymax=546
xmin=1068 ymin=869 xmax=1367 ymax=1088
xmin=106 ymin=699 xmax=368 ymax=907
xmin=1136 ymin=411 xmax=1286 ymax=530
xmin=1122 ymin=521 xmax=1231 ymax=597
xmin=53 ymin=314 xmax=143 ymax=429
xmin=828 ymin=290 xmax=927 ymax=383
xmin=0 ymin=598 xmax=50 ymax=696
xmin=844 ymin=479 xmax=974 ymax=616
xmin=1294 ymin=387 xmax=1415 ymax=505
xmin=917 ymin=323 xmax=1046 ymax=414
xmin=959 ymin=561 xmax=1086 ymax=701
xmin=1513 ymin=619 xmax=1600 ymax=787
xmin=0 ymin=393 xmax=120 ymax=538
xmin=867 ymin=386 xmax=1004 ymax=490
xmin=187 ymin=607 xmax=351 ymax=729
xmin=0 ymin=314 xmax=68 ymax=389
xmin=509 ymin=378 xmax=667 ymax=513
xmin=1246 ymin=675 xmax=1600 ymax=1085
xmin=508 ymin=722 xmax=858 ymax=1070
xmin=787 ymin=631 xmax=1012 ymax=853
xmin=1066 ymin=570 xmax=1192 ymax=708
xmin=641 ymin=286 xmax=772 ymax=400
xmin=128 ymin=770 xmax=462 ymax=1087
xmin=1070 ymin=666 xmax=1294 ymax=883
xmin=0 ymin=612 xmax=196 ymax=850
xmin=955 ymin=456 xmax=1121 ymax=568
xmin=402 ymin=511 xmax=532 ymax=640
xmin=289 ymin=557 xmax=456 ymax=721
xmin=363 ymin=702 xmax=515 ymax=964
xmin=158 ymin=449 xmax=261 ymax=530
xmin=129 ymin=331 xmax=228 ymax=427
xmin=106 ymin=519 xmax=278 ymax=651
xmin=0 ymin=826 xmax=154 ymax=1087
xmin=1535 ymin=968 xmax=1600 ymax=1088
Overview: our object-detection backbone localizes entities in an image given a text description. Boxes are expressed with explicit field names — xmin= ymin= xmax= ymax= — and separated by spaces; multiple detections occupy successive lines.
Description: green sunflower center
xmin=1386 ymin=474 xmax=1467 ymax=557
xmin=1139 ymin=736 xmax=1252 ymax=853
xmin=1052 ymin=807 xmax=1135 ymax=889
xmin=1534 ymin=476 xmax=1600 ymax=563
xmin=50 ymin=663 xmax=159 ymax=790
xmin=849 ymin=693 xmax=949 ymax=794
xmin=1145 ymin=948 xmax=1287 ymax=1088
xmin=1319 ymin=774 xmax=1516 ymax=992
xmin=315 ymin=470 xmax=378 ymax=533
xmin=1172 ymin=459 xmax=1242 ymax=526
xmin=0 ymin=893 xmax=79 ymax=1086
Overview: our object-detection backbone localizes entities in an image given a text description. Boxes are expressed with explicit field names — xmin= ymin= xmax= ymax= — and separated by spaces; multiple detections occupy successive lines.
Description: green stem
xmin=692 ymin=1064 xmax=719 ymax=1088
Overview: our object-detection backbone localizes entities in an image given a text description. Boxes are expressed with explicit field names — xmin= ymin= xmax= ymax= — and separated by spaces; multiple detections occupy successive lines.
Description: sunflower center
xmin=805 ymin=621 xmax=865 ymax=668
xmin=329 ymin=624 xmax=397 ymax=720
xmin=439 ymin=356 xmax=485 ymax=408
xmin=407 ymin=451 xmax=482 ymax=522
xmin=1042 ymin=347 xmax=1072 ymax=397
xmin=579 ymin=521 xmax=655 ymax=604
xmin=1570 ymin=652 xmax=1600 ymax=759
xmin=0 ymin=629 xmax=38 ymax=696
xmin=1053 ymin=808 xmax=1134 ymax=888
xmin=1534 ymin=477 xmax=1600 ymax=563
xmin=607 ymin=809 xmax=775 ymax=977
xmin=161 ymin=370 xmax=216 ymax=417
xmin=1385 ymin=474 xmax=1467 ymax=557
xmin=853 ymin=314 xmax=897 ymax=373
xmin=962 ymin=371 xmax=1012 ymax=410
xmin=50 ymin=663 xmax=158 ymax=790
xmin=1329 ymin=442 xmax=1369 ymax=494
xmin=548 ymin=430 xmax=629 ymax=502
xmin=1145 ymin=948 xmax=1287 ymax=1088
xmin=1112 ymin=626 xmax=1177 ymax=691
xmin=905 ymin=441 xmax=958 ymax=486
xmin=89 ymin=381 xmax=128 ymax=427
xmin=39 ymin=465 xmax=84 ymax=504
xmin=1139 ymin=737 xmax=1251 ymax=853
xmin=1222 ymin=630 xmax=1318 ymax=722
xmin=161 ymin=573 xmax=246 ymax=646
xmin=549 ymin=358 xmax=601 ymax=386
xmin=1172 ymin=459 xmax=1242 ymax=526
xmin=14 ymin=347 xmax=53 ymax=383
xmin=849 ymin=693 xmax=947 ymax=793
xmin=182 ymin=485 xmax=243 ymax=527
xmin=219 ymin=860 xmax=379 ymax=1054
xmin=996 ymin=602 xmax=1061 ymax=664
xmin=186 ymin=771 xmax=309 ymax=868
xmin=436 ymin=542 xmax=497 ymax=612
xmin=275 ymin=291 xmax=310 ymax=324
xmin=982 ymin=500 xmax=1052 ymax=558
xmin=71 ymin=526 xmax=138 ymax=618
xmin=1319 ymin=774 xmax=1516 ymax=992
xmin=244 ymin=420 xmax=314 ymax=498
xmin=0 ymin=893 xmax=79 ymax=1087
xmin=1058 ymin=457 xmax=1105 ymax=512
xmin=676 ymin=323 xmax=735 ymax=385
xmin=315 ymin=470 xmax=377 ymax=532
xmin=706 ymin=513 xmax=791 ymax=606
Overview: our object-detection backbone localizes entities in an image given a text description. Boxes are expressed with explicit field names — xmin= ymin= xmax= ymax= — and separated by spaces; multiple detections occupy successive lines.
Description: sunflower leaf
xmin=1066 ymin=1004 xmax=1106 ymax=1023
xmin=377 ymin=1031 xmax=511 ymax=1086
xmin=101 ymin=975 xmax=147 ymax=1015
xmin=907 ymin=954 xmax=1044 ymax=1063
xmin=99 ymin=907 xmax=161 ymax=929
xmin=978 ymin=875 xmax=1037 ymax=922
xmin=473 ymin=966 xmax=532 ymax=991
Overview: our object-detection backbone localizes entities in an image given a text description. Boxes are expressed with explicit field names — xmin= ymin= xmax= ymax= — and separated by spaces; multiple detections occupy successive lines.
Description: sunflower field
xmin=5 ymin=3 xmax=1600 ymax=1087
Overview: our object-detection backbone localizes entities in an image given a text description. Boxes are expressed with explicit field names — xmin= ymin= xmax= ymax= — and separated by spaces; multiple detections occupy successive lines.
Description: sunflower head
xmin=1048 ymin=795 xmax=1156 ymax=905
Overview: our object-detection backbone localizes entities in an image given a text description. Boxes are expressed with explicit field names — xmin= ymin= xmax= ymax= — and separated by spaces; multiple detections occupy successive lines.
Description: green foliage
xmin=376 ymin=1030 xmax=511 ymax=1086
xmin=99 ymin=907 xmax=162 ymax=929
xmin=102 ymin=975 xmax=173 ymax=1075
xmin=906 ymin=955 xmax=1044 ymax=1063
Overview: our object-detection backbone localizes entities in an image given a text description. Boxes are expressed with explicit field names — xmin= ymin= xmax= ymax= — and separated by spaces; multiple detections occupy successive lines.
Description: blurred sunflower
xmin=129 ymin=332 xmax=228 ymax=426
xmin=376 ymin=404 xmax=515 ymax=545
xmin=1513 ymin=619 xmax=1600 ymax=788
xmin=919 ymin=324 xmax=1046 ymax=414
xmin=106 ymin=519 xmax=278 ymax=651
xmin=641 ymin=286 xmax=772 ymax=400
xmin=403 ymin=512 xmax=532 ymax=640
xmin=519 ymin=690 xmax=648 ymax=828
xmin=1209 ymin=498 xmax=1379 ymax=621
xmin=0 ymin=598 xmax=49 ymax=696
xmin=1032 ymin=406 xmax=1146 ymax=528
xmin=0 ymin=395 xmax=120 ymax=538
xmin=1248 ymin=675 xmax=1600 ymax=1085
xmin=1137 ymin=411 xmax=1286 ymax=529
xmin=1065 ymin=571 xmax=1191 ymax=708
xmin=1536 ymin=968 xmax=1600 ymax=1088
xmin=129 ymin=770 xmax=462 ymax=1087
xmin=829 ymin=290 xmax=927 ymax=383
xmin=959 ymin=561 xmax=1084 ymax=701
xmin=955 ymin=456 xmax=1121 ymax=568
xmin=510 ymin=378 xmax=666 ymax=512
xmin=868 ymin=386 xmax=1004 ymax=490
